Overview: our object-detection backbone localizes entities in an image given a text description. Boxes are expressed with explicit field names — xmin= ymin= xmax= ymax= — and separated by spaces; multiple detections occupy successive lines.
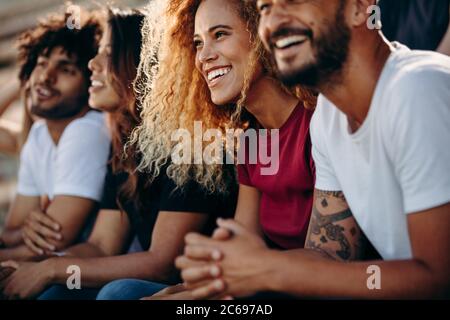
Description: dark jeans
xmin=38 ymin=285 xmax=100 ymax=300
xmin=96 ymin=279 xmax=168 ymax=300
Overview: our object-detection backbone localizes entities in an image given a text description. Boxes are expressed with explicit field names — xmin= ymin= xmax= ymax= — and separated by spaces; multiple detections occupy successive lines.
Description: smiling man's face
xmin=29 ymin=46 xmax=88 ymax=119
xmin=257 ymin=0 xmax=351 ymax=88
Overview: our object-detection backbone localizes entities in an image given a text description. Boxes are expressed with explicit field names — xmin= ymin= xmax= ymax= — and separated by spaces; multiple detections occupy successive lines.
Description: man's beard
xmin=277 ymin=6 xmax=351 ymax=89
xmin=31 ymin=93 xmax=88 ymax=120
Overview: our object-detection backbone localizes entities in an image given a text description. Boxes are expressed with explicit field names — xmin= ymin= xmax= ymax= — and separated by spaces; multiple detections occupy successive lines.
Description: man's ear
xmin=347 ymin=0 xmax=377 ymax=28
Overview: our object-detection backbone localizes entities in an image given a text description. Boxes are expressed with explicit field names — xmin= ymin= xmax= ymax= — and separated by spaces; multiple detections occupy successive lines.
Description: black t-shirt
xmin=100 ymin=163 xmax=238 ymax=250
xmin=379 ymin=0 xmax=450 ymax=50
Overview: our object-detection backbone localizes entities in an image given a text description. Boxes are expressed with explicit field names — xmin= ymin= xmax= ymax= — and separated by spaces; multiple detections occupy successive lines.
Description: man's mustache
xmin=33 ymin=82 xmax=60 ymax=96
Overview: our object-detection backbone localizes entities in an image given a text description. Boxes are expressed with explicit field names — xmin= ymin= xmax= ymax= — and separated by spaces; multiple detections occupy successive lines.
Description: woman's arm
xmin=233 ymin=184 xmax=263 ymax=237
xmin=62 ymin=209 xmax=131 ymax=258
xmin=43 ymin=211 xmax=209 ymax=287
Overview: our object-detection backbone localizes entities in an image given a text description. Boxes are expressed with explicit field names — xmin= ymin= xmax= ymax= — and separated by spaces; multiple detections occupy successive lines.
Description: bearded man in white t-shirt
xmin=0 ymin=8 xmax=110 ymax=263
xmin=174 ymin=0 xmax=450 ymax=299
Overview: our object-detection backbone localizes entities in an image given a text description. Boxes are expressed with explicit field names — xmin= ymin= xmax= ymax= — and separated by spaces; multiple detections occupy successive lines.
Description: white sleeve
xmin=16 ymin=133 xmax=40 ymax=196
xmin=388 ymin=71 xmax=450 ymax=214
xmin=53 ymin=120 xmax=110 ymax=202
xmin=310 ymin=106 xmax=341 ymax=191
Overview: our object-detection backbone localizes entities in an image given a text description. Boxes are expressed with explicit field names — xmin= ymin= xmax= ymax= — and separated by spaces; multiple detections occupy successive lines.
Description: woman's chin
xmin=211 ymin=93 xmax=240 ymax=106
xmin=89 ymin=100 xmax=119 ymax=113
xmin=88 ymin=100 xmax=102 ymax=111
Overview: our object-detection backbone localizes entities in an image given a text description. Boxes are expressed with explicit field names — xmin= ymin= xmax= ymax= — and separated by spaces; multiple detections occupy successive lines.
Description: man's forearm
xmin=260 ymin=249 xmax=449 ymax=299
xmin=0 ymin=78 xmax=20 ymax=116
xmin=0 ymin=244 xmax=37 ymax=262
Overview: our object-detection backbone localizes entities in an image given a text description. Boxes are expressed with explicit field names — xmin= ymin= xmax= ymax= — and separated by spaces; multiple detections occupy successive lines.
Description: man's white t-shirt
xmin=310 ymin=43 xmax=450 ymax=260
xmin=17 ymin=110 xmax=111 ymax=202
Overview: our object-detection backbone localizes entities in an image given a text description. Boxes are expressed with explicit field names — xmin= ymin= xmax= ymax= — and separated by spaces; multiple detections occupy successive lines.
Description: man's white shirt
xmin=17 ymin=110 xmax=111 ymax=202
xmin=311 ymin=43 xmax=450 ymax=260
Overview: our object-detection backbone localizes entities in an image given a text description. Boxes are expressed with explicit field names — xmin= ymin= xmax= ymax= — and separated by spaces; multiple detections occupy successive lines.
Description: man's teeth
xmin=275 ymin=35 xmax=307 ymax=49
xmin=91 ymin=80 xmax=105 ymax=88
xmin=38 ymin=88 xmax=52 ymax=97
xmin=207 ymin=67 xmax=231 ymax=81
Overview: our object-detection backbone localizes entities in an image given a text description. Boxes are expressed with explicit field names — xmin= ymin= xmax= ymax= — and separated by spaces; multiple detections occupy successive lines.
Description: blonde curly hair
xmin=131 ymin=0 xmax=316 ymax=194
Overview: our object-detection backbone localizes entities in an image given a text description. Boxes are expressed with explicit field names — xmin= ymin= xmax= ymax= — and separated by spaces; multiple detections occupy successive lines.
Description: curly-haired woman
xmin=102 ymin=0 xmax=317 ymax=300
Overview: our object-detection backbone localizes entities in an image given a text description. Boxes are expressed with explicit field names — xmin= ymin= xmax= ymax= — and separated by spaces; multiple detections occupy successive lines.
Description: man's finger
xmin=31 ymin=231 xmax=55 ymax=252
xmin=185 ymin=232 xmax=218 ymax=246
xmin=4 ymin=284 xmax=20 ymax=301
xmin=23 ymin=236 xmax=44 ymax=255
xmin=34 ymin=221 xmax=62 ymax=241
xmin=28 ymin=220 xmax=58 ymax=247
xmin=0 ymin=265 xmax=16 ymax=294
xmin=0 ymin=261 xmax=19 ymax=270
xmin=1 ymin=275 xmax=15 ymax=297
xmin=184 ymin=245 xmax=222 ymax=261
xmin=175 ymin=255 xmax=208 ymax=270
xmin=181 ymin=264 xmax=221 ymax=284
xmin=191 ymin=279 xmax=226 ymax=300
xmin=40 ymin=195 xmax=50 ymax=211
xmin=23 ymin=223 xmax=55 ymax=251
xmin=0 ymin=269 xmax=15 ymax=290
xmin=216 ymin=218 xmax=247 ymax=235
xmin=31 ymin=211 xmax=60 ymax=231
xmin=212 ymin=227 xmax=232 ymax=241
xmin=158 ymin=283 xmax=186 ymax=295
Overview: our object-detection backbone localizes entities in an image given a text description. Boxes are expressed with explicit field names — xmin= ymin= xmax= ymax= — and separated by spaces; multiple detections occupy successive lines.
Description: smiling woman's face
xmin=194 ymin=0 xmax=254 ymax=105
xmin=88 ymin=27 xmax=122 ymax=112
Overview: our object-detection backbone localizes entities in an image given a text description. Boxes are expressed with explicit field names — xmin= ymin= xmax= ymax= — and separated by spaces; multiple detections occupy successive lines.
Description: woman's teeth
xmin=207 ymin=67 xmax=231 ymax=81
xmin=91 ymin=80 xmax=105 ymax=88
xmin=275 ymin=35 xmax=307 ymax=49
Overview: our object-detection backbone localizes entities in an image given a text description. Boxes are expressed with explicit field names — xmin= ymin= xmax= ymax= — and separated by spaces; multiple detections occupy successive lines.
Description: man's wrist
xmin=42 ymin=258 xmax=58 ymax=282
xmin=250 ymin=248 xmax=284 ymax=293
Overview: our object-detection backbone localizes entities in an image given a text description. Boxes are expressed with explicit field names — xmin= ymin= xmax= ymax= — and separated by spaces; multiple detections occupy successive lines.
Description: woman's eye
xmin=215 ymin=31 xmax=227 ymax=39
xmin=194 ymin=40 xmax=203 ymax=49
xmin=258 ymin=3 xmax=270 ymax=13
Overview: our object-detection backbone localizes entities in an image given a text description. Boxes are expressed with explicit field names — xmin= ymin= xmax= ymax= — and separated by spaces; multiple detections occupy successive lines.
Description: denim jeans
xmin=38 ymin=285 xmax=100 ymax=300
xmin=96 ymin=279 xmax=168 ymax=300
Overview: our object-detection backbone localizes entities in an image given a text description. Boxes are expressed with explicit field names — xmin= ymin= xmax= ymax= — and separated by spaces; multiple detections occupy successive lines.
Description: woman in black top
xmin=0 ymin=8 xmax=237 ymax=300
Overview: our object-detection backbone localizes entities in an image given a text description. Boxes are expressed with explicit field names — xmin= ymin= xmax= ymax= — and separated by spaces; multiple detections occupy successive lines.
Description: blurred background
xmin=0 ymin=0 xmax=148 ymax=229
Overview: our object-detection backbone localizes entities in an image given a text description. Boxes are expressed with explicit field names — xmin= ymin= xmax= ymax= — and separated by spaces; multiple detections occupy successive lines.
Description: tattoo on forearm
xmin=316 ymin=190 xmax=346 ymax=203
xmin=305 ymin=238 xmax=336 ymax=260
xmin=306 ymin=191 xmax=365 ymax=261
xmin=310 ymin=206 xmax=352 ymax=260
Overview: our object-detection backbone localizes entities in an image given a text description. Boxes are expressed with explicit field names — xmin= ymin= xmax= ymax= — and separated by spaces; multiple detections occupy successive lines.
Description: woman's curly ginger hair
xmin=131 ymin=0 xmax=316 ymax=194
